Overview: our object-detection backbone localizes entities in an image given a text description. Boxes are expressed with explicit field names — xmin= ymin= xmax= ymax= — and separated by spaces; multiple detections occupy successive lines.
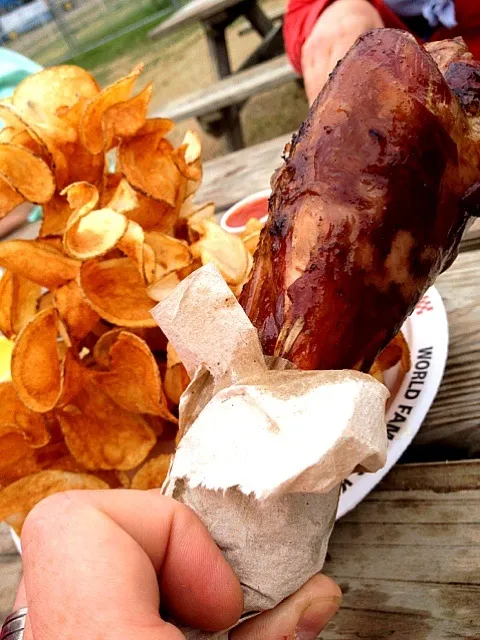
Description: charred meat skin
xmin=240 ymin=30 xmax=480 ymax=372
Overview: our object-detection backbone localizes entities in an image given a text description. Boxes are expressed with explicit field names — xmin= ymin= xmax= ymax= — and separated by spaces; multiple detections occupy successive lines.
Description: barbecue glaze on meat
xmin=240 ymin=30 xmax=480 ymax=371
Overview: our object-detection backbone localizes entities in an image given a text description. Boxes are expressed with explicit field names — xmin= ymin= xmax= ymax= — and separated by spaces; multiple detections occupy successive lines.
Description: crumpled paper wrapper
xmin=151 ymin=263 xmax=388 ymax=639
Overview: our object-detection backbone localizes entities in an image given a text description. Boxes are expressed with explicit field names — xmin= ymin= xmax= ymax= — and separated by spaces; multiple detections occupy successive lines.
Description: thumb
xmin=230 ymin=574 xmax=341 ymax=640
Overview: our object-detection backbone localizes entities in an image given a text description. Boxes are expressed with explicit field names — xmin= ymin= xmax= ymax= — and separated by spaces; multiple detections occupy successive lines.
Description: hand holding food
xmin=13 ymin=489 xmax=341 ymax=640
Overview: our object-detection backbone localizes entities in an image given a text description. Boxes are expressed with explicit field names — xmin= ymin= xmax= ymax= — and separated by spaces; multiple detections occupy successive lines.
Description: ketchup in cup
xmin=220 ymin=189 xmax=270 ymax=234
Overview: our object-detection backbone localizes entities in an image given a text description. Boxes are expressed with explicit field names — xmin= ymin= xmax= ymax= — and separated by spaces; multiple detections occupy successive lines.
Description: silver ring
xmin=0 ymin=608 xmax=27 ymax=640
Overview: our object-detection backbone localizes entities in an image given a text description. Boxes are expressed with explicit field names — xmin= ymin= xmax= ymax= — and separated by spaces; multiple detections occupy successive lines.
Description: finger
xmin=230 ymin=574 xmax=341 ymax=640
xmin=20 ymin=490 xmax=242 ymax=639
xmin=12 ymin=579 xmax=33 ymax=640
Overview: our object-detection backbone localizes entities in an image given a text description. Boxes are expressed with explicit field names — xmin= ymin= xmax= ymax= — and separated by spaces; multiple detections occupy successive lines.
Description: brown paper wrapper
xmin=151 ymin=263 xmax=388 ymax=639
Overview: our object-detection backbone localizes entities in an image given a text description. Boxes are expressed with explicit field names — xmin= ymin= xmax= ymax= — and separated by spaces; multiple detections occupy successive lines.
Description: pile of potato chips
xmin=0 ymin=64 xmax=262 ymax=533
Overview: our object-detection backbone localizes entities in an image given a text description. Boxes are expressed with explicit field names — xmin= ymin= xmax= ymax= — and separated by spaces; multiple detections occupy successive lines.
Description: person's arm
xmin=14 ymin=490 xmax=341 ymax=639
xmin=301 ymin=0 xmax=384 ymax=104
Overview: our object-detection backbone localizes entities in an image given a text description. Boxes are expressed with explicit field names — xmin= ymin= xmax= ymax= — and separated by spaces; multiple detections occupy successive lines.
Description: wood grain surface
xmin=324 ymin=460 xmax=480 ymax=639
xmin=155 ymin=54 xmax=298 ymax=121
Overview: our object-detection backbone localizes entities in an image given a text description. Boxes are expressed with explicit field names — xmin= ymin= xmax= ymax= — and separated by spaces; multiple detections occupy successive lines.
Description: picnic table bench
xmin=149 ymin=0 xmax=291 ymax=150
xmin=2 ymin=134 xmax=480 ymax=636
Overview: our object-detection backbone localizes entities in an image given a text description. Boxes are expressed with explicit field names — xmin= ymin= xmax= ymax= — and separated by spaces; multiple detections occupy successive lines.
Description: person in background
xmin=283 ymin=0 xmax=480 ymax=104
xmin=0 ymin=48 xmax=42 ymax=238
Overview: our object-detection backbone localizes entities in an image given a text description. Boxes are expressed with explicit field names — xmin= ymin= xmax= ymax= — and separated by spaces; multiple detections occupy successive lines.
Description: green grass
xmin=63 ymin=1 xmax=175 ymax=71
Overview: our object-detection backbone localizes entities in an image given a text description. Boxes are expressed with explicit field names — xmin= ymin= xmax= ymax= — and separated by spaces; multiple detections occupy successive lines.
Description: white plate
xmin=10 ymin=287 xmax=448 ymax=552
xmin=336 ymin=285 xmax=448 ymax=519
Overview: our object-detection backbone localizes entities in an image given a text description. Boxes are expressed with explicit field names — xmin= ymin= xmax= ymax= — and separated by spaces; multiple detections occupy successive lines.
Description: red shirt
xmin=283 ymin=0 xmax=480 ymax=73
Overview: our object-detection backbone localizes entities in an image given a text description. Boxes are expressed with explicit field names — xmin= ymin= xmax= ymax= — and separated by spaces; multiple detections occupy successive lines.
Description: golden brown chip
xmin=241 ymin=218 xmax=264 ymax=255
xmin=0 ymin=143 xmax=55 ymax=204
xmin=0 ymin=382 xmax=49 ymax=447
xmin=11 ymin=308 xmax=85 ymax=413
xmin=54 ymin=280 xmax=100 ymax=340
xmin=93 ymin=331 xmax=175 ymax=420
xmin=92 ymin=328 xmax=123 ymax=368
xmin=0 ymin=470 xmax=108 ymax=522
xmin=118 ymin=135 xmax=182 ymax=207
xmin=0 ymin=270 xmax=41 ymax=339
xmin=62 ymin=180 xmax=99 ymax=212
xmin=0 ymin=427 xmax=40 ymax=488
xmin=131 ymin=454 xmax=172 ymax=490
xmin=104 ymin=177 xmax=138 ymax=213
xmin=13 ymin=65 xmax=99 ymax=121
xmin=63 ymin=140 xmax=105 ymax=186
xmin=56 ymin=379 xmax=156 ymax=470
xmin=37 ymin=290 xmax=54 ymax=312
xmin=145 ymin=232 xmax=192 ymax=275
xmin=0 ymin=239 xmax=80 ymax=289
xmin=190 ymin=219 xmax=252 ymax=286
xmin=164 ymin=342 xmax=190 ymax=406
xmin=80 ymin=64 xmax=143 ymax=154
xmin=136 ymin=117 xmax=174 ymax=138
xmin=101 ymin=173 xmax=177 ymax=232
xmin=147 ymin=272 xmax=181 ymax=303
xmin=102 ymin=82 xmax=153 ymax=151
xmin=374 ymin=331 xmax=411 ymax=374
xmin=39 ymin=193 xmax=72 ymax=237
xmin=65 ymin=207 xmax=128 ymax=260
xmin=0 ymin=174 xmax=24 ymax=217
xmin=78 ymin=257 xmax=158 ymax=327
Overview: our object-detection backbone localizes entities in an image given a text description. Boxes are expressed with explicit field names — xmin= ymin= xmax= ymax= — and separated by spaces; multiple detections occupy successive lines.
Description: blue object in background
xmin=0 ymin=48 xmax=43 ymax=222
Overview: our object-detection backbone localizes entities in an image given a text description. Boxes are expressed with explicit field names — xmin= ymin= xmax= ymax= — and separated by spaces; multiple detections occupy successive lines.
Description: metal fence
xmin=1 ymin=0 xmax=181 ymax=65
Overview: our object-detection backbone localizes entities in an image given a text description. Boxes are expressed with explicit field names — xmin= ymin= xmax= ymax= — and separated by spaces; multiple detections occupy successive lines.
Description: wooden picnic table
xmin=149 ymin=0 xmax=285 ymax=150
xmin=2 ymin=135 xmax=480 ymax=635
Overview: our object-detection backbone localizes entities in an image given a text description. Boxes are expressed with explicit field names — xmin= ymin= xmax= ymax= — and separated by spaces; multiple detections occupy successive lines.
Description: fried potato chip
xmin=93 ymin=331 xmax=175 ymax=421
xmin=80 ymin=64 xmax=143 ymax=154
xmin=143 ymin=243 xmax=157 ymax=284
xmin=92 ymin=328 xmax=123 ymax=368
xmin=0 ymin=174 xmax=24 ymax=217
xmin=63 ymin=140 xmax=105 ymax=186
xmin=131 ymin=454 xmax=172 ymax=490
xmin=147 ymin=271 xmax=180 ymax=303
xmin=62 ymin=180 xmax=99 ymax=212
xmin=57 ymin=379 xmax=155 ymax=469
xmin=104 ymin=177 xmax=138 ymax=213
xmin=145 ymin=232 xmax=192 ymax=275
xmin=117 ymin=219 xmax=144 ymax=272
xmin=40 ymin=193 xmax=72 ymax=237
xmin=118 ymin=135 xmax=182 ymax=207
xmin=136 ymin=117 xmax=174 ymax=138
xmin=0 ymin=239 xmax=80 ymax=289
xmin=0 ymin=427 xmax=40 ymax=488
xmin=241 ymin=218 xmax=264 ymax=255
xmin=101 ymin=173 xmax=177 ymax=232
xmin=0 ymin=382 xmax=49 ymax=447
xmin=0 ymin=470 xmax=108 ymax=522
xmin=11 ymin=308 xmax=84 ymax=412
xmin=0 ymin=143 xmax=55 ymax=203
xmin=65 ymin=207 xmax=128 ymax=260
xmin=102 ymin=82 xmax=152 ymax=151
xmin=13 ymin=65 xmax=99 ymax=119
xmin=191 ymin=219 xmax=252 ymax=286
xmin=78 ymin=257 xmax=158 ymax=327
xmin=37 ymin=290 xmax=54 ymax=312
xmin=173 ymin=130 xmax=202 ymax=182
xmin=164 ymin=342 xmax=190 ymax=406
xmin=0 ymin=104 xmax=70 ymax=189
xmin=374 ymin=331 xmax=411 ymax=374
xmin=0 ymin=270 xmax=41 ymax=339
xmin=54 ymin=280 xmax=100 ymax=340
